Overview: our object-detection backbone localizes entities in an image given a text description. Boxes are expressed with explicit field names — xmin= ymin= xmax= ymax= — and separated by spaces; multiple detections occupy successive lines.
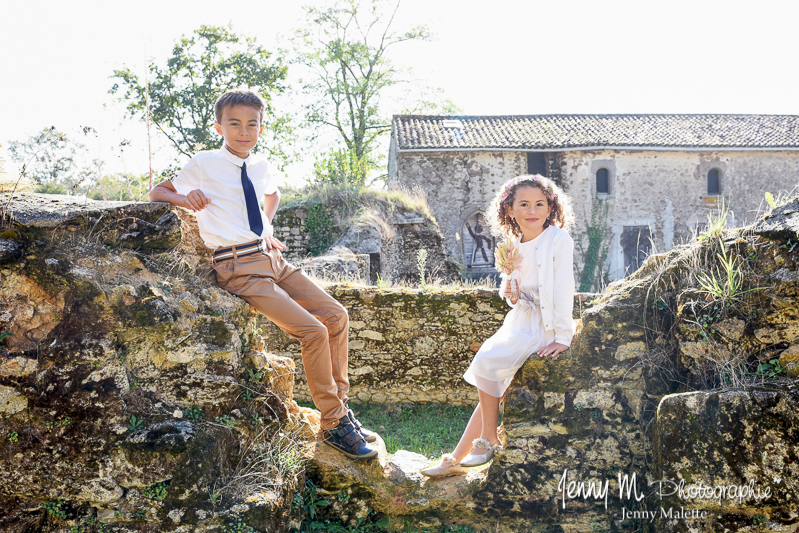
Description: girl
xmin=422 ymin=174 xmax=575 ymax=477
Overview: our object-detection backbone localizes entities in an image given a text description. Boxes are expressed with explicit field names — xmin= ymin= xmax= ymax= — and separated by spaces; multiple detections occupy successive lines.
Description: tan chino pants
xmin=214 ymin=246 xmax=349 ymax=430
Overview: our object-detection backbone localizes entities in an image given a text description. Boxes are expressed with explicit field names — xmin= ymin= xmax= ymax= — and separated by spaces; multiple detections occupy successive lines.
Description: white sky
xmin=2 ymin=0 xmax=798 ymax=186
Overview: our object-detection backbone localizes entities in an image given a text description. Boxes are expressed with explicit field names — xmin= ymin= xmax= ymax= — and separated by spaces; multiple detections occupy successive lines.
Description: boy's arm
xmin=263 ymin=190 xmax=281 ymax=222
xmin=262 ymin=191 xmax=285 ymax=250
xmin=149 ymin=180 xmax=211 ymax=212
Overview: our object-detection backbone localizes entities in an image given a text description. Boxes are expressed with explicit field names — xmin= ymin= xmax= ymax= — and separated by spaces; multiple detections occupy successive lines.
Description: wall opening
xmin=707 ymin=168 xmax=721 ymax=195
xmin=596 ymin=168 xmax=610 ymax=195
xmin=621 ymin=226 xmax=652 ymax=275
xmin=462 ymin=212 xmax=495 ymax=268
xmin=527 ymin=153 xmax=547 ymax=176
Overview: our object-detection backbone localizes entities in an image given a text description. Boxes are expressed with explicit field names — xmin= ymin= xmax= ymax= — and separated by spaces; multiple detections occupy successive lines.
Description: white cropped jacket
xmin=498 ymin=226 xmax=576 ymax=346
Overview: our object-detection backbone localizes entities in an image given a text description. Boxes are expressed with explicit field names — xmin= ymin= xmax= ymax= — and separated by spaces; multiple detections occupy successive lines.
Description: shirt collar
xmin=218 ymin=147 xmax=250 ymax=168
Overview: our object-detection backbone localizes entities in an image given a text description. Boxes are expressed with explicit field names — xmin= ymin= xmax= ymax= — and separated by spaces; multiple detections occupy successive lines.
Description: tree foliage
xmin=110 ymin=25 xmax=292 ymax=167
xmin=312 ymin=147 xmax=373 ymax=187
xmin=86 ymin=173 xmax=150 ymax=202
xmin=295 ymin=0 xmax=432 ymax=180
xmin=7 ymin=127 xmax=92 ymax=195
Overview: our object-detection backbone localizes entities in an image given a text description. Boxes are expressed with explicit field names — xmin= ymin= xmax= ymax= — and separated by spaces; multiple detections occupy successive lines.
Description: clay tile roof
xmin=392 ymin=114 xmax=799 ymax=150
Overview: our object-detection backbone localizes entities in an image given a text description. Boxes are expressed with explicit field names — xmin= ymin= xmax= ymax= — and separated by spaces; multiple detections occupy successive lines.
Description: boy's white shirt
xmin=498 ymin=226 xmax=576 ymax=346
xmin=171 ymin=148 xmax=278 ymax=249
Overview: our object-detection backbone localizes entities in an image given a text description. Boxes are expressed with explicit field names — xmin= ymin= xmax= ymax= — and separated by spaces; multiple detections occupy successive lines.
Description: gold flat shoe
xmin=420 ymin=454 xmax=468 ymax=477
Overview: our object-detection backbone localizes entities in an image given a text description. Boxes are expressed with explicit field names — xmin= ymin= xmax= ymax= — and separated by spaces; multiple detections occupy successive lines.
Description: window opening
xmin=527 ymin=153 xmax=547 ymax=176
xmin=596 ymin=168 xmax=610 ymax=195
xmin=708 ymin=169 xmax=720 ymax=195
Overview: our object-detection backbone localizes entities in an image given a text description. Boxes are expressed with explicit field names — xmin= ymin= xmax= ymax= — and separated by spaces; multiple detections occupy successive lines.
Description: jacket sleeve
xmin=552 ymin=232 xmax=576 ymax=346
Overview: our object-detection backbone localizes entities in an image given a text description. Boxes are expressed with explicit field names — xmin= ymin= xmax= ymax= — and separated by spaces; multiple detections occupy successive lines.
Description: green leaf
xmin=765 ymin=191 xmax=776 ymax=208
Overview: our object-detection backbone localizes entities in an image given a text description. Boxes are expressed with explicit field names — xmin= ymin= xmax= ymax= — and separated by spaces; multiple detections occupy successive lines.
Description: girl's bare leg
xmin=472 ymin=388 xmax=500 ymax=454
xmin=449 ymin=403 xmax=483 ymax=463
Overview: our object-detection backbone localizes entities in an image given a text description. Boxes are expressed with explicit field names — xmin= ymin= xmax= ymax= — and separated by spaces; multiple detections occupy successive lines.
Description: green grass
xmin=353 ymin=402 xmax=473 ymax=457
xmin=296 ymin=400 xmax=474 ymax=458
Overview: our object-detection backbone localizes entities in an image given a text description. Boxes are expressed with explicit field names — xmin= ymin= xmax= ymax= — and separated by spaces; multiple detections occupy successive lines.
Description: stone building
xmin=388 ymin=114 xmax=799 ymax=285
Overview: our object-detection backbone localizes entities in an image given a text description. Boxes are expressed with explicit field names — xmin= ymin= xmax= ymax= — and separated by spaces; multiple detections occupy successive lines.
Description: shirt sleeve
xmin=261 ymin=161 xmax=278 ymax=196
xmin=552 ymin=232 xmax=576 ymax=346
xmin=171 ymin=157 xmax=203 ymax=196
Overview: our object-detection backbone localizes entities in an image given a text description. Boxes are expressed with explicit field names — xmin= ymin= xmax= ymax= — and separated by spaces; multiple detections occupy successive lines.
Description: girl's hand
xmin=537 ymin=342 xmax=569 ymax=359
xmin=503 ymin=279 xmax=518 ymax=304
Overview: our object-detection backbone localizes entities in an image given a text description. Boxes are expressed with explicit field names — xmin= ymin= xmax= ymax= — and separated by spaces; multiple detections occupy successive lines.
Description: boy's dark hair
xmin=214 ymin=88 xmax=266 ymax=123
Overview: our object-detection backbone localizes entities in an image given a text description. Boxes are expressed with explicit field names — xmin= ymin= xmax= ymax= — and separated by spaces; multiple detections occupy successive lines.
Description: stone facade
xmin=565 ymin=149 xmax=799 ymax=279
xmin=390 ymin=143 xmax=799 ymax=285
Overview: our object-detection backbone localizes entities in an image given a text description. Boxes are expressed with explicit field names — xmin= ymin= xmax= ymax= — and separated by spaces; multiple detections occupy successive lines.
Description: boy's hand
xmin=183 ymin=189 xmax=211 ymax=212
xmin=263 ymin=236 xmax=285 ymax=250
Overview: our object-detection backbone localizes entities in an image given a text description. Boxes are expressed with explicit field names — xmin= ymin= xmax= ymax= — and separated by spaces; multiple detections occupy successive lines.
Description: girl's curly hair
xmin=487 ymin=174 xmax=574 ymax=240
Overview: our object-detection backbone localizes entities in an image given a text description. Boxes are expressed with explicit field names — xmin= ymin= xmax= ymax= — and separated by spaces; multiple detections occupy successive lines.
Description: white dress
xmin=463 ymin=229 xmax=556 ymax=398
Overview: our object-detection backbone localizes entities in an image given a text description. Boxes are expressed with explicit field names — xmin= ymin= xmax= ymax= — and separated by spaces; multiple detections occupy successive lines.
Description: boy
xmin=149 ymin=88 xmax=378 ymax=460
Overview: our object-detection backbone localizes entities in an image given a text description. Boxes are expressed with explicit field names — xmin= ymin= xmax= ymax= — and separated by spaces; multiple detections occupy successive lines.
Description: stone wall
xmin=260 ymin=291 xmax=595 ymax=406
xmin=306 ymin=200 xmax=799 ymax=532
xmin=391 ymin=149 xmax=799 ymax=284
xmin=4 ymin=194 xmax=799 ymax=532
xmin=0 ymin=194 xmax=316 ymax=533
xmin=273 ymin=204 xmax=311 ymax=263
xmin=258 ymin=287 xmax=507 ymax=406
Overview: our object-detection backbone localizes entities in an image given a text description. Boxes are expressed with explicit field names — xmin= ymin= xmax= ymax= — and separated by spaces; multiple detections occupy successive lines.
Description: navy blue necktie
xmin=241 ymin=162 xmax=263 ymax=237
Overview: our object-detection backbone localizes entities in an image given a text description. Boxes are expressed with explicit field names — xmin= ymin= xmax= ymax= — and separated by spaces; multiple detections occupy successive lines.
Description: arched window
xmin=596 ymin=168 xmax=610 ymax=195
xmin=707 ymin=169 xmax=720 ymax=195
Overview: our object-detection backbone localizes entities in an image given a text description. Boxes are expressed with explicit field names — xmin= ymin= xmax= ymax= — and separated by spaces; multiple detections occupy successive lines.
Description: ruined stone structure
xmin=272 ymin=195 xmax=457 ymax=284
xmin=1 ymin=193 xmax=798 ymax=532
xmin=388 ymin=115 xmax=799 ymax=285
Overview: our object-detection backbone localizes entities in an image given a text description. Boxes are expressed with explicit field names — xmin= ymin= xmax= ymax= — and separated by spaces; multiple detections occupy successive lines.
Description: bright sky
xmin=2 ymin=0 xmax=798 ymax=186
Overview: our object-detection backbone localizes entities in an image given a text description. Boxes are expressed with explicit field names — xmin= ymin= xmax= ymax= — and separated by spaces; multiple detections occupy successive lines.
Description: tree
xmin=312 ymin=147 xmax=371 ymax=187
xmin=86 ymin=173 xmax=150 ymax=202
xmin=295 ymin=0 xmax=432 ymax=182
xmin=7 ymin=127 xmax=92 ymax=195
xmin=110 ymin=25 xmax=292 ymax=167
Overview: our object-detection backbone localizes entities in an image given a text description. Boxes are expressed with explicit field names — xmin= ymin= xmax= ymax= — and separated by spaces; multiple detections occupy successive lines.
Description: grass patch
xmin=352 ymin=402 xmax=473 ymax=457
xmin=298 ymin=401 xmax=474 ymax=458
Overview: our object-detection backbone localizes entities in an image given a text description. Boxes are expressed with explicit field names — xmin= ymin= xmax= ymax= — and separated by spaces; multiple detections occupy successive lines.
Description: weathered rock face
xmin=3 ymin=192 xmax=799 ymax=532
xmin=656 ymin=388 xmax=799 ymax=532
xmin=0 ymin=194 xmax=310 ymax=532
xmin=304 ymin=202 xmax=799 ymax=532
